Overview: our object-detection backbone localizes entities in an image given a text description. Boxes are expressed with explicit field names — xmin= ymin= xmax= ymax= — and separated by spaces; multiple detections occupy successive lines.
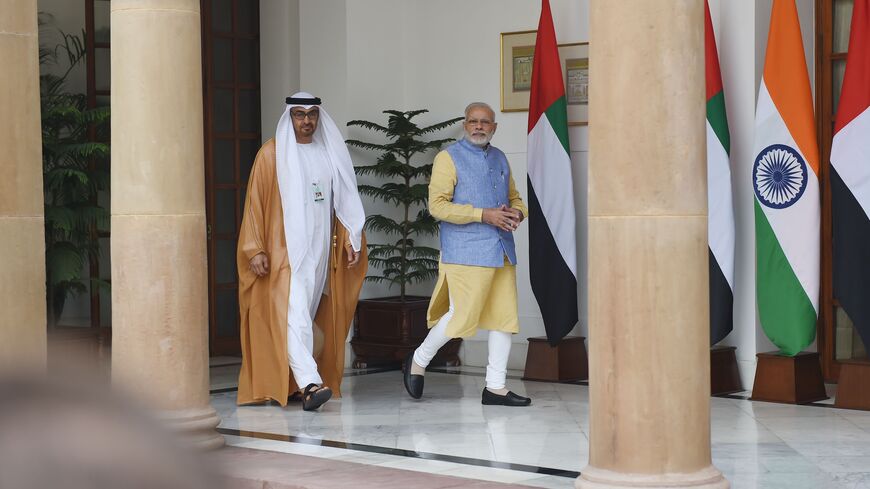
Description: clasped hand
xmin=482 ymin=205 xmax=523 ymax=232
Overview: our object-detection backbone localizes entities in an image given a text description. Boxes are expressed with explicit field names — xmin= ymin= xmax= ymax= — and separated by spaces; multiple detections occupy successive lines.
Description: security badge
xmin=312 ymin=181 xmax=325 ymax=202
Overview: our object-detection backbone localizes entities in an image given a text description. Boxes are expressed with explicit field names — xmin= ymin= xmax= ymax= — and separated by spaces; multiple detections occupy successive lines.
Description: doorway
xmin=201 ymin=0 xmax=261 ymax=355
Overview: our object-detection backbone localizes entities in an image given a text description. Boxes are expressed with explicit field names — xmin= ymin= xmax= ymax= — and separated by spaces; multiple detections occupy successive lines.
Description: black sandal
xmin=302 ymin=383 xmax=332 ymax=411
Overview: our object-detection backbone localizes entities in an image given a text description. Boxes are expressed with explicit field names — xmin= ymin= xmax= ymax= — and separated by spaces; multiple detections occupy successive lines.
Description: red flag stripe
xmin=835 ymin=0 xmax=870 ymax=134
xmin=705 ymin=0 xmax=724 ymax=101
xmin=528 ymin=0 xmax=565 ymax=132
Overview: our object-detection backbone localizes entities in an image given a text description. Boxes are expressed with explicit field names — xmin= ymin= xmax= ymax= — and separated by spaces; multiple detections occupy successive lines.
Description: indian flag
xmin=753 ymin=0 xmax=819 ymax=356
xmin=528 ymin=0 xmax=578 ymax=345
xmin=705 ymin=0 xmax=735 ymax=345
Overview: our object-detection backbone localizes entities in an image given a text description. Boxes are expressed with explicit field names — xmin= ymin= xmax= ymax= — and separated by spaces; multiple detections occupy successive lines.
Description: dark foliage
xmin=40 ymin=16 xmax=110 ymax=325
xmin=347 ymin=110 xmax=462 ymax=299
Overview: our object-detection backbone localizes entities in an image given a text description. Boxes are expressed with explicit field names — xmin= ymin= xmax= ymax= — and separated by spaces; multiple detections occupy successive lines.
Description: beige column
xmin=578 ymin=1 xmax=727 ymax=488
xmin=0 ymin=0 xmax=46 ymax=373
xmin=110 ymin=0 xmax=222 ymax=449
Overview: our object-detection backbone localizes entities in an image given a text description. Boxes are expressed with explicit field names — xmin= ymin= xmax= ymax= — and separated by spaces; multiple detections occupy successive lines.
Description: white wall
xmin=260 ymin=0 xmax=301 ymax=137
xmin=708 ymin=0 xmax=760 ymax=391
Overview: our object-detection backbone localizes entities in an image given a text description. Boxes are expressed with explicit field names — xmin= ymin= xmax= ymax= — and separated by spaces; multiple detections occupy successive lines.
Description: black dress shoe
xmin=481 ymin=388 xmax=531 ymax=406
xmin=403 ymin=351 xmax=424 ymax=399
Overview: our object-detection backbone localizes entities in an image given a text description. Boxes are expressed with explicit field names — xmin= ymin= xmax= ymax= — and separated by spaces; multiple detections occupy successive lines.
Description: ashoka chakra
xmin=752 ymin=144 xmax=808 ymax=209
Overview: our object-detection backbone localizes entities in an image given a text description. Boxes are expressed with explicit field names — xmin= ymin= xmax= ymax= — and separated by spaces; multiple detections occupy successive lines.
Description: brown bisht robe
xmin=236 ymin=139 xmax=367 ymax=406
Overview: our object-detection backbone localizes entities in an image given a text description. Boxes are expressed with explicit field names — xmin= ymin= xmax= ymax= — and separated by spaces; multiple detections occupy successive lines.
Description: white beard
xmin=467 ymin=132 xmax=493 ymax=146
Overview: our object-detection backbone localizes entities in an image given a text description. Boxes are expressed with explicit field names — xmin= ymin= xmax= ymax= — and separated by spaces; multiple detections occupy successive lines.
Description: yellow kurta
xmin=236 ymin=139 xmax=367 ymax=406
xmin=426 ymin=150 xmax=527 ymax=338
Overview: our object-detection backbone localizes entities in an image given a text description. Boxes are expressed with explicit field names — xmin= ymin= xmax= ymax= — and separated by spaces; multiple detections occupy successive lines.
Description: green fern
xmin=348 ymin=110 xmax=463 ymax=299
xmin=40 ymin=16 xmax=111 ymax=326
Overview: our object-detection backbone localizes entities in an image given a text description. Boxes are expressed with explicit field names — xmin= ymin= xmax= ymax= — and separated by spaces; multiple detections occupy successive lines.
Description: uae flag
xmin=753 ymin=0 xmax=819 ymax=356
xmin=528 ymin=0 xmax=578 ymax=345
xmin=705 ymin=0 xmax=735 ymax=345
xmin=831 ymin=0 xmax=870 ymax=352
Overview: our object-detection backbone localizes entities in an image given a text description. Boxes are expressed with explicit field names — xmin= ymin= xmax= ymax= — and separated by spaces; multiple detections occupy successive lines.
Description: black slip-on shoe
xmin=403 ymin=351 xmax=424 ymax=399
xmin=481 ymin=388 xmax=531 ymax=407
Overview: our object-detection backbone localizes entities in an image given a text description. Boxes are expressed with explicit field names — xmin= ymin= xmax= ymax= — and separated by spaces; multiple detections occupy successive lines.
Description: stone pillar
xmin=578 ymin=1 xmax=727 ymax=488
xmin=0 ymin=0 xmax=46 ymax=373
xmin=110 ymin=0 xmax=222 ymax=449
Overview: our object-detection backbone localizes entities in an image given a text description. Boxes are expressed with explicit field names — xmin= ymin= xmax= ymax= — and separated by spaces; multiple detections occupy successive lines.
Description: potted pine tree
xmin=346 ymin=110 xmax=463 ymax=368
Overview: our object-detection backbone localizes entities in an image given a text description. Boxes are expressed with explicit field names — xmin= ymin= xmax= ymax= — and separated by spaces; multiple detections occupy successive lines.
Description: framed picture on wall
xmin=500 ymin=30 xmax=589 ymax=126
xmin=559 ymin=42 xmax=589 ymax=126
xmin=500 ymin=30 xmax=537 ymax=112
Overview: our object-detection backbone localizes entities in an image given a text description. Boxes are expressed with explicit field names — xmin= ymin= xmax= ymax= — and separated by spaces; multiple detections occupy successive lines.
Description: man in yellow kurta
xmin=403 ymin=102 xmax=532 ymax=407
xmin=237 ymin=92 xmax=367 ymax=411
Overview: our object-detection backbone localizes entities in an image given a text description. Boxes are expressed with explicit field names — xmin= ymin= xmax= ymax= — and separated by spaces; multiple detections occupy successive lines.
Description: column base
xmin=576 ymin=466 xmax=729 ymax=488
xmin=155 ymin=406 xmax=224 ymax=450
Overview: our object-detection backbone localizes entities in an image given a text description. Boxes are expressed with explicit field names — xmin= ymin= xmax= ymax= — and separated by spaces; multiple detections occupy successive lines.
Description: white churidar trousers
xmin=413 ymin=295 xmax=512 ymax=390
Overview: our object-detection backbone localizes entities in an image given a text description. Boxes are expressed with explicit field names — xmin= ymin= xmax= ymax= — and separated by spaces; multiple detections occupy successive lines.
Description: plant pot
xmin=351 ymin=295 xmax=461 ymax=369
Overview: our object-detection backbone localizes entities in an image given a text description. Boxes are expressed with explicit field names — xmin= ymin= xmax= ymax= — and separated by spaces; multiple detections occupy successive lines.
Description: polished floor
xmin=209 ymin=360 xmax=870 ymax=489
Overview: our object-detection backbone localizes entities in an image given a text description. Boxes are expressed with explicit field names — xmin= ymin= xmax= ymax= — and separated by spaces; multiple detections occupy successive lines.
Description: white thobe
xmin=287 ymin=142 xmax=334 ymax=388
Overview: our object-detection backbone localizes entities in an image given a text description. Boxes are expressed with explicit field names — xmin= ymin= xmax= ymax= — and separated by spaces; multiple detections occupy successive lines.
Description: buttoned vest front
xmin=438 ymin=138 xmax=517 ymax=267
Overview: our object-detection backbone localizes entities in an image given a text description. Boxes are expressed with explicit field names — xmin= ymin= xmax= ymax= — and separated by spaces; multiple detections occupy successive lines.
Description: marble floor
xmin=210 ymin=362 xmax=870 ymax=489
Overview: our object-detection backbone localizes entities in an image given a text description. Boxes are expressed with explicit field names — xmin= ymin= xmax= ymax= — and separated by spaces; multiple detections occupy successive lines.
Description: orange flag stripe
xmin=763 ymin=0 xmax=819 ymax=176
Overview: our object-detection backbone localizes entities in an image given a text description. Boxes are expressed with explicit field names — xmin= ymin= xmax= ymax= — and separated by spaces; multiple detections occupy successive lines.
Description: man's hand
xmin=482 ymin=205 xmax=521 ymax=232
xmin=506 ymin=206 xmax=524 ymax=224
xmin=345 ymin=241 xmax=361 ymax=269
xmin=249 ymin=252 xmax=269 ymax=277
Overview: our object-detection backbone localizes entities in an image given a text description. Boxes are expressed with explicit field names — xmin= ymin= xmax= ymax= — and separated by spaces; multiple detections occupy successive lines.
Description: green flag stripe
xmin=754 ymin=199 xmax=817 ymax=356
xmin=706 ymin=91 xmax=730 ymax=154
xmin=544 ymin=96 xmax=570 ymax=154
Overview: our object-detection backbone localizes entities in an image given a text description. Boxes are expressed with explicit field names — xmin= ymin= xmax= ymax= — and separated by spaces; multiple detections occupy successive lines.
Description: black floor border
xmin=218 ymin=427 xmax=580 ymax=479
xmin=209 ymin=366 xmax=401 ymax=395
xmin=210 ymin=387 xmax=240 ymax=395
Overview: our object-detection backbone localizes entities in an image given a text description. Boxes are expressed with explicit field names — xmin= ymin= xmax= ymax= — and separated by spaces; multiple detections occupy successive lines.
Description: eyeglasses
xmin=291 ymin=110 xmax=320 ymax=121
xmin=465 ymin=118 xmax=494 ymax=126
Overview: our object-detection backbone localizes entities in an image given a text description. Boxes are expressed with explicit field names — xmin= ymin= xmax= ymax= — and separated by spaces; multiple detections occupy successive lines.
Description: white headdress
xmin=275 ymin=91 xmax=365 ymax=271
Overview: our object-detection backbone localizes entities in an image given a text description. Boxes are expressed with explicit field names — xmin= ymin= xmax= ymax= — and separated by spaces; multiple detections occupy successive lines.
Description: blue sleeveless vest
xmin=438 ymin=138 xmax=517 ymax=267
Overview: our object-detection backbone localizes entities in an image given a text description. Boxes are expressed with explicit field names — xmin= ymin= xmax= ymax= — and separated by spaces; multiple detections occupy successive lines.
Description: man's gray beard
xmin=467 ymin=133 xmax=493 ymax=146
